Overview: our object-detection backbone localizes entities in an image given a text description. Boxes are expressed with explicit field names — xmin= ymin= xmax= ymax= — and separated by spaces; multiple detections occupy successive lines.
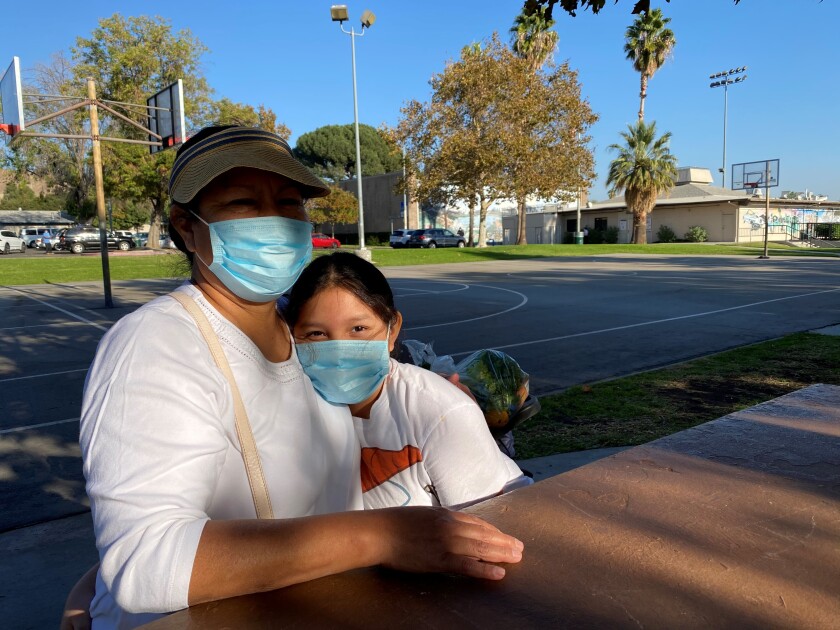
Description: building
xmin=0 ymin=209 xmax=76 ymax=232
xmin=504 ymin=167 xmax=840 ymax=244
xmin=330 ymin=171 xmax=581 ymax=244
xmin=325 ymin=166 xmax=840 ymax=245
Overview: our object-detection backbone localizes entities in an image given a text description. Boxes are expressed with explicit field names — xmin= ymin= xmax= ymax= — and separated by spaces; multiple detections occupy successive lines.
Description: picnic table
xmin=146 ymin=384 xmax=840 ymax=629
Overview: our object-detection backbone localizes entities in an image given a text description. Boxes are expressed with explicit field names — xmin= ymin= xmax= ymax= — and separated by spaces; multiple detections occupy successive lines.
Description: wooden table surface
xmin=146 ymin=384 xmax=840 ymax=629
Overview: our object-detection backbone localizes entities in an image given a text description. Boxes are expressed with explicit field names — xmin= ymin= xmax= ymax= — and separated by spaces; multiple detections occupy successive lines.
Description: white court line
xmin=0 ymin=321 xmax=90 ymax=332
xmin=448 ymin=286 xmax=840 ymax=358
xmin=0 ymin=417 xmax=80 ymax=435
xmin=2 ymin=286 xmax=109 ymax=332
xmin=0 ymin=368 xmax=88 ymax=383
xmin=403 ymin=284 xmax=528 ymax=331
xmin=394 ymin=285 xmax=471 ymax=298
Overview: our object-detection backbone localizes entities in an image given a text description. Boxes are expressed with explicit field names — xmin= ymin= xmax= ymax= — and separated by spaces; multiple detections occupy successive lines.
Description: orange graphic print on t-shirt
xmin=360 ymin=445 xmax=423 ymax=492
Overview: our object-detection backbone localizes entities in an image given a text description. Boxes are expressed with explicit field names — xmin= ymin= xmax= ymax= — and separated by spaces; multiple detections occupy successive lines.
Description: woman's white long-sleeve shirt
xmin=80 ymin=283 xmax=362 ymax=629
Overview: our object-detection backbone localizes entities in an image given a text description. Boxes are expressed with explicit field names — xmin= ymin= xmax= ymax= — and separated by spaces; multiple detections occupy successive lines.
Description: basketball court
xmin=2 ymin=253 xmax=839 ymax=533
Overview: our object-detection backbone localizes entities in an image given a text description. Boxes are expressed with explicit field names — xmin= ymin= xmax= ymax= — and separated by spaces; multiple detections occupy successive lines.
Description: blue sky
xmin=4 ymin=1 xmax=838 ymax=201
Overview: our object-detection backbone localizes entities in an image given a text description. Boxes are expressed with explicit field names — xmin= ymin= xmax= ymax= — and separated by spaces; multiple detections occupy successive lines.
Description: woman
xmin=286 ymin=252 xmax=531 ymax=509
xmin=77 ymin=126 xmax=523 ymax=629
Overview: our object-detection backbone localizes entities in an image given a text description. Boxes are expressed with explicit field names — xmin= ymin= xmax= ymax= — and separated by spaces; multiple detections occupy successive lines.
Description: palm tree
xmin=510 ymin=5 xmax=559 ymax=73
xmin=510 ymin=6 xmax=558 ymax=245
xmin=624 ymin=8 xmax=676 ymax=121
xmin=606 ymin=120 xmax=678 ymax=244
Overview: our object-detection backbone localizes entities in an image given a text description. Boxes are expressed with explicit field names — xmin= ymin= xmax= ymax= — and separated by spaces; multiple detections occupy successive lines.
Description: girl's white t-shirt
xmin=80 ymin=283 xmax=362 ymax=629
xmin=354 ymin=359 xmax=529 ymax=509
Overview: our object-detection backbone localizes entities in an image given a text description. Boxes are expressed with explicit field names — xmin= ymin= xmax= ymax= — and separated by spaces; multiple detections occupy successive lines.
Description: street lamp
xmin=331 ymin=4 xmax=375 ymax=261
xmin=709 ymin=66 xmax=747 ymax=189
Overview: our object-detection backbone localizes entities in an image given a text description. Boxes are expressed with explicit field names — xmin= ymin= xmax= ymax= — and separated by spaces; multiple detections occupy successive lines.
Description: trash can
xmin=574 ymin=231 xmax=584 ymax=245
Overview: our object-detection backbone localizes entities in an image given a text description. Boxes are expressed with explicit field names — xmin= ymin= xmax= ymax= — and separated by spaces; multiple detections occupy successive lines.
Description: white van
xmin=20 ymin=227 xmax=52 ymax=248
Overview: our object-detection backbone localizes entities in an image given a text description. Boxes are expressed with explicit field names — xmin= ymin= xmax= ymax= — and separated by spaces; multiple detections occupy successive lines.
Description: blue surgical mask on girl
xmin=297 ymin=326 xmax=392 ymax=405
xmin=190 ymin=211 xmax=313 ymax=303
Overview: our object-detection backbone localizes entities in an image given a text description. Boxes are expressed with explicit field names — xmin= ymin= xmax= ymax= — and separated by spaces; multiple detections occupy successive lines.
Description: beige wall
xmin=648 ymin=203 xmax=736 ymax=242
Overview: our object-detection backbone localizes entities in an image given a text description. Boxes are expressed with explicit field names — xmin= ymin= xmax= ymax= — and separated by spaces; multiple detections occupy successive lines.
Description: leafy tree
xmin=624 ymin=8 xmax=675 ymax=121
xmin=394 ymin=34 xmax=595 ymax=247
xmin=73 ymin=14 xmax=214 ymax=247
xmin=523 ymin=1 xmax=742 ymax=19
xmin=392 ymin=41 xmax=509 ymax=247
xmin=209 ymin=99 xmax=291 ymax=139
xmin=0 ymin=180 xmax=66 ymax=210
xmin=606 ymin=120 xmax=678 ymax=244
xmin=307 ymin=186 xmax=359 ymax=237
xmin=295 ymin=124 xmax=403 ymax=183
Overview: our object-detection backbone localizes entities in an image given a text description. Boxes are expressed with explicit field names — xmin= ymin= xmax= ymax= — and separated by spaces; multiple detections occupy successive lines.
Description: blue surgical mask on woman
xmin=297 ymin=327 xmax=391 ymax=405
xmin=190 ymin=211 xmax=312 ymax=302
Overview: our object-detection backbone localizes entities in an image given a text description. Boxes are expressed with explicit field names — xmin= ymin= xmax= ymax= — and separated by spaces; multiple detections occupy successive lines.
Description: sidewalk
xmin=1 ymin=446 xmax=626 ymax=630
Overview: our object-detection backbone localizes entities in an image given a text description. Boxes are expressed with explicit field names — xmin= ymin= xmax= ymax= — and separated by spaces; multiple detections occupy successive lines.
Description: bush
xmin=605 ymin=226 xmax=620 ymax=244
xmin=656 ymin=225 xmax=677 ymax=243
xmin=684 ymin=225 xmax=708 ymax=242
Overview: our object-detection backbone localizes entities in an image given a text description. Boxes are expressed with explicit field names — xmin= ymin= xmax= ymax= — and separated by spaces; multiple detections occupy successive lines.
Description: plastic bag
xmin=396 ymin=341 xmax=537 ymax=434
xmin=453 ymin=350 xmax=530 ymax=430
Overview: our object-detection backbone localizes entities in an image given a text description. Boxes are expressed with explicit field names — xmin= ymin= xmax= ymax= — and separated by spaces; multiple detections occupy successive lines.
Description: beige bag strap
xmin=170 ymin=291 xmax=275 ymax=519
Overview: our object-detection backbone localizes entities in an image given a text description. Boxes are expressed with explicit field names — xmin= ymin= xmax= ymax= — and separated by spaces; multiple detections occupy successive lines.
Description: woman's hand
xmin=445 ymin=373 xmax=478 ymax=404
xmin=375 ymin=507 xmax=523 ymax=580
xmin=60 ymin=607 xmax=92 ymax=630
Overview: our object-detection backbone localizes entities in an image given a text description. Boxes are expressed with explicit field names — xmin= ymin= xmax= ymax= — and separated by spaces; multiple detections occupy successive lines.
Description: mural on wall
xmin=741 ymin=207 xmax=840 ymax=230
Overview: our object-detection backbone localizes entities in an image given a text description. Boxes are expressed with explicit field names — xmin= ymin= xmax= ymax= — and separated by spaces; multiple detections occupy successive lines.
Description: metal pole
xmin=722 ymin=82 xmax=728 ymax=188
xmin=87 ymin=78 xmax=114 ymax=308
xmin=575 ymin=190 xmax=581 ymax=245
xmin=760 ymin=163 xmax=771 ymax=259
xmin=350 ymin=28 xmax=368 ymax=258
xmin=402 ymin=148 xmax=408 ymax=230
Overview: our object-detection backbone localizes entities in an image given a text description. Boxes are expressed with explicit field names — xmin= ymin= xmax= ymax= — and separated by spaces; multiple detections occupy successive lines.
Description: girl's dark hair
xmin=285 ymin=252 xmax=398 ymax=329
xmin=167 ymin=125 xmax=241 ymax=262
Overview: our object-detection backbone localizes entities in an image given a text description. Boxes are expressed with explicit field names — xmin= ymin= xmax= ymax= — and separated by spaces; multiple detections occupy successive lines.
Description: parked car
xmin=407 ymin=228 xmax=466 ymax=249
xmin=312 ymin=232 xmax=341 ymax=249
xmin=20 ymin=227 xmax=53 ymax=248
xmin=114 ymin=230 xmax=135 ymax=240
xmin=135 ymin=232 xmax=149 ymax=247
xmin=59 ymin=226 xmax=136 ymax=254
xmin=158 ymin=235 xmax=178 ymax=249
xmin=389 ymin=229 xmax=416 ymax=248
xmin=0 ymin=229 xmax=27 ymax=254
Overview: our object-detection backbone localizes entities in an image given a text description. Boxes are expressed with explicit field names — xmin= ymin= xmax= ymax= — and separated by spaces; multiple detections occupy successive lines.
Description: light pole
xmin=709 ymin=66 xmax=747 ymax=189
xmin=331 ymin=4 xmax=375 ymax=261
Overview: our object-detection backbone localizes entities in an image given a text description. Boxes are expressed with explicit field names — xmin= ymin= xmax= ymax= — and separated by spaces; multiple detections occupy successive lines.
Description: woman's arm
xmin=60 ymin=563 xmax=99 ymax=630
xmin=189 ymin=507 xmax=522 ymax=605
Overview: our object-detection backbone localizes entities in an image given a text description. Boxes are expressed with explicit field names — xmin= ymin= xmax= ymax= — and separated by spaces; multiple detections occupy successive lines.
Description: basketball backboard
xmin=147 ymin=79 xmax=185 ymax=154
xmin=731 ymin=159 xmax=779 ymax=190
xmin=0 ymin=56 xmax=25 ymax=141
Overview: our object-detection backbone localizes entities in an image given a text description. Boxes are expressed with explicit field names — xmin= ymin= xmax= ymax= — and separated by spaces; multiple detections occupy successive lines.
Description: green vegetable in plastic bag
xmin=454 ymin=350 xmax=530 ymax=429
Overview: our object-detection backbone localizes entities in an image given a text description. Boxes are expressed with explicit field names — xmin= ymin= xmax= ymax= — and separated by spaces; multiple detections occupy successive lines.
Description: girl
xmin=286 ymin=252 xmax=531 ymax=509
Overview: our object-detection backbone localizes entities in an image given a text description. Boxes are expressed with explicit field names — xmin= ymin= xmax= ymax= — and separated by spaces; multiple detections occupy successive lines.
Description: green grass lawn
xmin=2 ymin=242 xmax=836 ymax=286
xmin=369 ymin=242 xmax=840 ymax=266
xmin=513 ymin=332 xmax=840 ymax=459
xmin=0 ymin=251 xmax=189 ymax=285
